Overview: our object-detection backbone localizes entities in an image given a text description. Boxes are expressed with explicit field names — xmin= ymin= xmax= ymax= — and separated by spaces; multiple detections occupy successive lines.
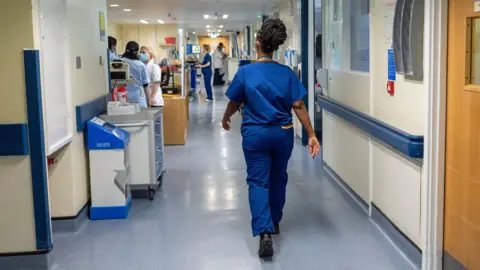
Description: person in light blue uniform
xmin=108 ymin=36 xmax=120 ymax=61
xmin=222 ymin=19 xmax=321 ymax=258
xmin=196 ymin=44 xmax=213 ymax=102
xmin=121 ymin=41 xmax=149 ymax=108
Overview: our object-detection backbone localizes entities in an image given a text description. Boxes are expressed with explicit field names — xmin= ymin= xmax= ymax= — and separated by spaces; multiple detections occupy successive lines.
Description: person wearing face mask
xmin=140 ymin=46 xmax=163 ymax=107
xmin=121 ymin=41 xmax=150 ymax=108
xmin=108 ymin=36 xmax=120 ymax=61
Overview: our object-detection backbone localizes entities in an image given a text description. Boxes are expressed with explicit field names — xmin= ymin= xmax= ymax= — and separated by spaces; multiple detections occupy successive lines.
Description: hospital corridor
xmin=44 ymin=89 xmax=413 ymax=270
xmin=0 ymin=0 xmax=479 ymax=269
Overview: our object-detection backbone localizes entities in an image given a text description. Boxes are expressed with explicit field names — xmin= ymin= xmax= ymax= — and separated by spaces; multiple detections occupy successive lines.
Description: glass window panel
xmin=350 ymin=0 xmax=370 ymax=72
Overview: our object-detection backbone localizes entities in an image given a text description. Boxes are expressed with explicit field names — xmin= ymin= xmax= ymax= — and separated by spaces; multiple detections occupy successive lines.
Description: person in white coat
xmin=140 ymin=46 xmax=164 ymax=107
xmin=213 ymin=42 xmax=226 ymax=85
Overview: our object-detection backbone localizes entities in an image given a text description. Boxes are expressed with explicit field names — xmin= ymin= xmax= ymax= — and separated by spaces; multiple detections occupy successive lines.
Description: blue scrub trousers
xmin=203 ymin=71 xmax=213 ymax=100
xmin=242 ymin=125 xmax=294 ymax=237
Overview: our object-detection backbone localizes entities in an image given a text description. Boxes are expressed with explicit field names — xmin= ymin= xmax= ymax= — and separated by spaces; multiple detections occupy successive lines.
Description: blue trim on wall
xmin=90 ymin=196 xmax=132 ymax=220
xmin=0 ymin=124 xmax=29 ymax=156
xmin=23 ymin=50 xmax=52 ymax=251
xmin=246 ymin=26 xmax=251 ymax=56
xmin=75 ymin=95 xmax=107 ymax=132
xmin=301 ymin=0 xmax=309 ymax=146
xmin=318 ymin=96 xmax=424 ymax=158
xmin=107 ymin=49 xmax=111 ymax=93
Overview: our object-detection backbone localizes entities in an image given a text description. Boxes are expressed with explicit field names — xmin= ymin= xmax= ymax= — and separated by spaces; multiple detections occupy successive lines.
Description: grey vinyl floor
xmin=48 ymin=85 xmax=414 ymax=270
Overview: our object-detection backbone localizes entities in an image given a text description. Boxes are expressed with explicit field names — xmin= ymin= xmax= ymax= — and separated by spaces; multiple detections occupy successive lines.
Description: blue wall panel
xmin=0 ymin=124 xmax=29 ymax=156
xmin=23 ymin=50 xmax=52 ymax=251
xmin=75 ymin=95 xmax=107 ymax=132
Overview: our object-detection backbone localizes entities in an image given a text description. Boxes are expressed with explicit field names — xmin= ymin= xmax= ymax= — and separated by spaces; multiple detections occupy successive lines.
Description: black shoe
xmin=272 ymin=224 xmax=280 ymax=235
xmin=258 ymin=233 xmax=274 ymax=258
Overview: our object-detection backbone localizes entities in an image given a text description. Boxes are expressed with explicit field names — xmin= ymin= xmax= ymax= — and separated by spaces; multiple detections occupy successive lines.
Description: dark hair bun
xmin=257 ymin=18 xmax=288 ymax=53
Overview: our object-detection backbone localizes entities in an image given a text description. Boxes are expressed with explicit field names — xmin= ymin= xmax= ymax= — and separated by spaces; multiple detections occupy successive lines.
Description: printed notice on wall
xmin=384 ymin=2 xmax=396 ymax=44
xmin=388 ymin=49 xmax=396 ymax=81
xmin=99 ymin=11 xmax=106 ymax=41
xmin=475 ymin=0 xmax=480 ymax=12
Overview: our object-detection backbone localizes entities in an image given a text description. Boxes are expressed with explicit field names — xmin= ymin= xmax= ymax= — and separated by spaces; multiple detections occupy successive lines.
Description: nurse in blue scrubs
xmin=222 ymin=19 xmax=320 ymax=258
xmin=121 ymin=41 xmax=150 ymax=108
xmin=197 ymin=44 xmax=214 ymax=102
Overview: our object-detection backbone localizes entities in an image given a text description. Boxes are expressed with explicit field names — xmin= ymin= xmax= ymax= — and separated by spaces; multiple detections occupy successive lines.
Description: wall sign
xmin=99 ymin=11 xmax=106 ymax=41
xmin=388 ymin=49 xmax=396 ymax=81
xmin=475 ymin=0 xmax=480 ymax=12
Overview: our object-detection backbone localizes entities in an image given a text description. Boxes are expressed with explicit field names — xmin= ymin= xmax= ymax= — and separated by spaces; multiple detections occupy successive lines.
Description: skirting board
xmin=323 ymin=163 xmax=422 ymax=269
xmin=443 ymin=250 xmax=467 ymax=270
xmin=51 ymin=202 xmax=89 ymax=233
xmin=371 ymin=204 xmax=422 ymax=269
xmin=0 ymin=250 xmax=53 ymax=270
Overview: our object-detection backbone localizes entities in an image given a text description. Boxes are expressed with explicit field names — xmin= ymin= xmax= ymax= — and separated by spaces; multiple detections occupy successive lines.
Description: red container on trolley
xmin=117 ymin=86 xmax=128 ymax=104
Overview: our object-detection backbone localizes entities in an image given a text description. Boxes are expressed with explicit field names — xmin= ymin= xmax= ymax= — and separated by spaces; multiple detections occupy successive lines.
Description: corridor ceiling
xmin=107 ymin=0 xmax=286 ymax=34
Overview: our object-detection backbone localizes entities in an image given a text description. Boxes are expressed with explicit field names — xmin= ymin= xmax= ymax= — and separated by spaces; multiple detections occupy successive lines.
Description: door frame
xmin=422 ymin=0 xmax=448 ymax=269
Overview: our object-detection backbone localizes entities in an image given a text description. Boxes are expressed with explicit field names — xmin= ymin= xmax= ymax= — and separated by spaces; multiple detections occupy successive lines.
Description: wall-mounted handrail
xmin=75 ymin=95 xmax=107 ymax=132
xmin=317 ymin=96 xmax=424 ymax=158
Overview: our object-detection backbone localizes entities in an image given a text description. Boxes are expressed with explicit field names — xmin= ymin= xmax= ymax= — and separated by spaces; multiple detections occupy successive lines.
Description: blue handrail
xmin=317 ymin=96 xmax=424 ymax=158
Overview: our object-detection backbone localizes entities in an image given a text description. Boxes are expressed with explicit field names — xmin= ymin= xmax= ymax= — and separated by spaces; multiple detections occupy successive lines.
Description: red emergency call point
xmin=387 ymin=80 xmax=395 ymax=96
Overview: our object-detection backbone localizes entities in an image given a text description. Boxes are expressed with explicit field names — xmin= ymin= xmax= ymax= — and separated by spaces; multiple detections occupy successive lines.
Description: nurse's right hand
xmin=222 ymin=118 xmax=231 ymax=131
xmin=308 ymin=135 xmax=321 ymax=158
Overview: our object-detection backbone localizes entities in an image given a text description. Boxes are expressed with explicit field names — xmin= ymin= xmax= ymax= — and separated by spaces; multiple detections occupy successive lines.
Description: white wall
xmin=107 ymin=23 xmax=179 ymax=60
xmin=322 ymin=0 xmax=372 ymax=203
xmin=48 ymin=0 xmax=109 ymax=218
xmin=370 ymin=1 xmax=424 ymax=135
xmin=322 ymin=0 xmax=423 ymax=247
xmin=323 ymin=112 xmax=370 ymax=201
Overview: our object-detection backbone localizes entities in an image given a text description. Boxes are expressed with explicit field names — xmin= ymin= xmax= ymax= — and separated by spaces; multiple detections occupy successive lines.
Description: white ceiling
xmin=107 ymin=0 xmax=285 ymax=34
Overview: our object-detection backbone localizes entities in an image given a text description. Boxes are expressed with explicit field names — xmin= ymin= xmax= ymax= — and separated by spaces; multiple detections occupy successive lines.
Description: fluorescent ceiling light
xmin=140 ymin=20 xmax=148 ymax=24
xmin=207 ymin=29 xmax=211 ymax=32
xmin=110 ymin=4 xmax=119 ymax=7
xmin=219 ymin=25 xmax=224 ymax=28
xmin=206 ymin=25 xmax=210 ymax=28
xmin=218 ymin=29 xmax=221 ymax=32
xmin=222 ymin=14 xmax=228 ymax=19
xmin=123 ymin=9 xmax=131 ymax=11
xmin=204 ymin=15 xmax=209 ymax=19
xmin=157 ymin=20 xmax=165 ymax=24
xmin=193 ymin=32 xmax=196 ymax=34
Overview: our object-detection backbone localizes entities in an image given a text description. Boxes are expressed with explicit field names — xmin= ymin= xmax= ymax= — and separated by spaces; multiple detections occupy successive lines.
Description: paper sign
xmin=384 ymin=2 xmax=396 ymax=43
xmin=388 ymin=49 xmax=396 ymax=81
xmin=99 ymin=11 xmax=106 ymax=41
xmin=475 ymin=1 xmax=480 ymax=12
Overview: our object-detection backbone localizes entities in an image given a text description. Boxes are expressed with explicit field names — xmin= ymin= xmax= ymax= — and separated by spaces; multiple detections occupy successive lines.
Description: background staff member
xmin=122 ymin=41 xmax=150 ymax=108
xmin=140 ymin=46 xmax=163 ymax=107
xmin=108 ymin=36 xmax=120 ymax=61
xmin=222 ymin=18 xmax=320 ymax=258
xmin=213 ymin=42 xmax=226 ymax=85
xmin=196 ymin=44 xmax=214 ymax=102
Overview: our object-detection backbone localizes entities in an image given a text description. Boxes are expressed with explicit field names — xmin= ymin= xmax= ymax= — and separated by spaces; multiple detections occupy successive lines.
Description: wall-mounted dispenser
xmin=392 ymin=0 xmax=424 ymax=81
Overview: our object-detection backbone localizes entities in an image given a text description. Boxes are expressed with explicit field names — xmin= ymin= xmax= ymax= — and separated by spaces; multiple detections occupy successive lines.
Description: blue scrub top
xmin=226 ymin=62 xmax=307 ymax=136
xmin=201 ymin=53 xmax=212 ymax=74
xmin=121 ymin=58 xmax=150 ymax=107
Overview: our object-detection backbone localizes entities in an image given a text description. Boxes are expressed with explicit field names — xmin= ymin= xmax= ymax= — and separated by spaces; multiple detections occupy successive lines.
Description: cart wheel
xmin=148 ymin=188 xmax=156 ymax=201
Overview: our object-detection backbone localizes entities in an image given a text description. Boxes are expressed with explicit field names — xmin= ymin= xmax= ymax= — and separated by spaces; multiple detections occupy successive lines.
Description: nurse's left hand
xmin=222 ymin=118 xmax=231 ymax=131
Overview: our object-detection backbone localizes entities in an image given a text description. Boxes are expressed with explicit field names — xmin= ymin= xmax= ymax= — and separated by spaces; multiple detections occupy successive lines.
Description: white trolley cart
xmin=101 ymin=108 xmax=165 ymax=200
